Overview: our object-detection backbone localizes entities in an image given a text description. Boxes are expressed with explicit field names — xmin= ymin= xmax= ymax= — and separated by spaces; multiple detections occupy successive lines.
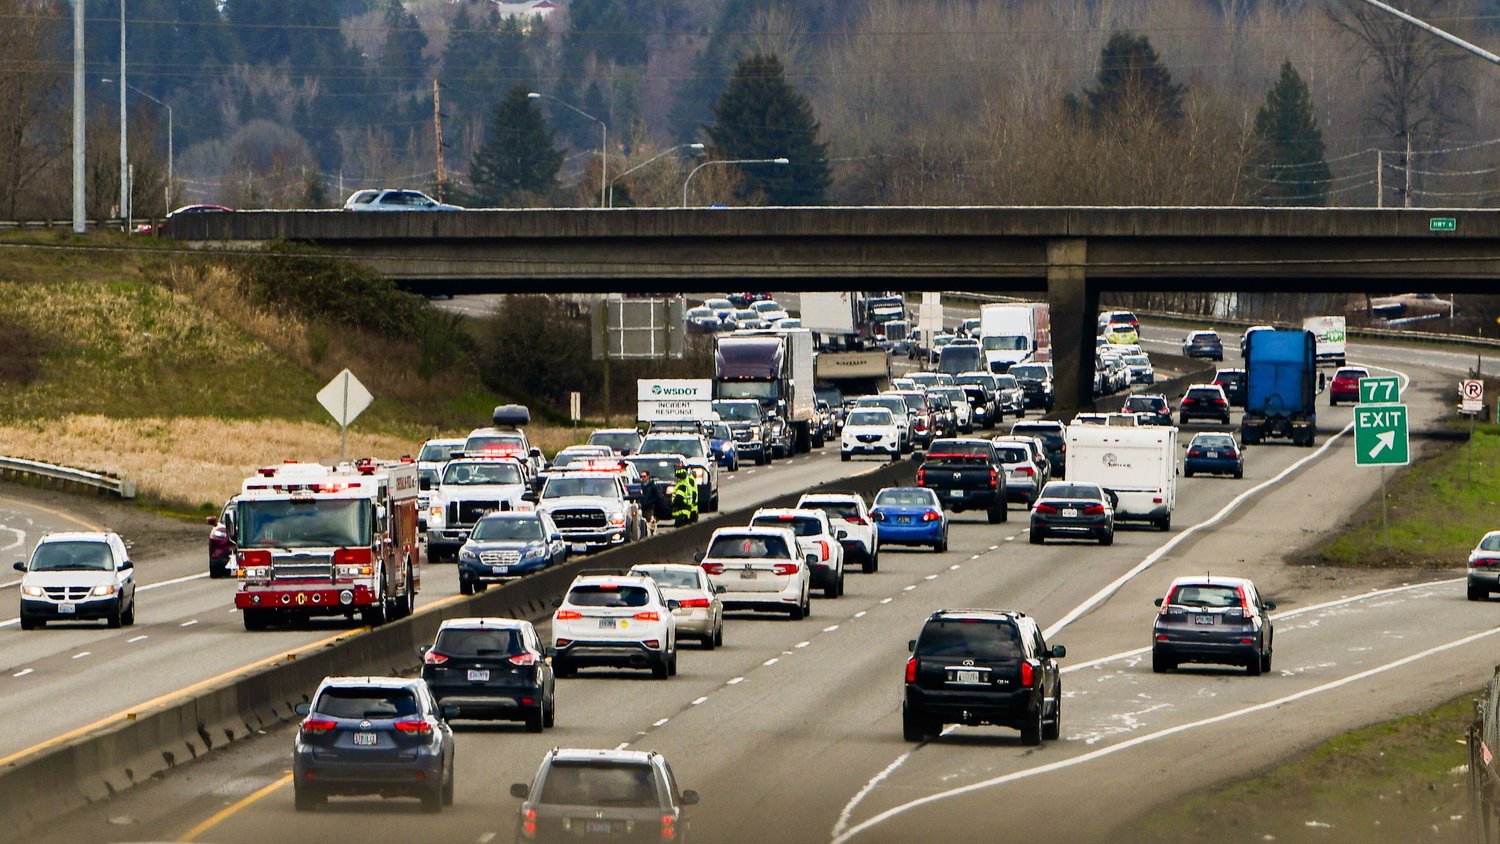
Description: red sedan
xmin=1328 ymin=366 xmax=1369 ymax=406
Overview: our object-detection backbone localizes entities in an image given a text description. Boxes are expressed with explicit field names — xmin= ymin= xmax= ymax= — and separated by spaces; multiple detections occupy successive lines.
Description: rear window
xmin=419 ymin=441 xmax=458 ymax=461
xmin=539 ymin=762 xmax=658 ymax=807
xmin=1192 ymin=435 xmax=1236 ymax=449
xmin=707 ymin=534 xmax=791 ymax=559
xmin=636 ymin=568 xmax=701 ymax=590
xmin=1012 ymin=425 xmax=1063 ymax=446
xmin=751 ymin=516 xmax=822 ymax=537
xmin=1335 ymin=368 xmax=1368 ymax=380
xmin=916 ymin=620 xmax=1023 ymax=660
xmin=1186 ymin=388 xmax=1221 ymax=400
xmin=1125 ymin=397 xmax=1166 ymax=411
xmin=1041 ymin=484 xmax=1101 ymax=500
xmin=434 ymin=628 xmax=523 ymax=657
xmin=1481 ymin=535 xmax=1500 ymax=552
xmin=874 ymin=488 xmax=938 ymax=507
xmin=314 ymin=687 xmax=419 ymax=719
xmin=995 ymin=446 xmax=1029 ymax=463
xmin=567 ymin=585 xmax=651 ymax=608
xmin=1167 ymin=584 xmax=1243 ymax=608
xmin=929 ymin=440 xmax=988 ymax=456
xmin=801 ymin=501 xmax=860 ymax=521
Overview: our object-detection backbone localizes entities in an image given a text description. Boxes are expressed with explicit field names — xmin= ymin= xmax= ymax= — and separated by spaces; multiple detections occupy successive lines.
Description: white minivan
xmin=1064 ymin=424 xmax=1178 ymax=531
xmin=15 ymin=532 xmax=137 ymax=629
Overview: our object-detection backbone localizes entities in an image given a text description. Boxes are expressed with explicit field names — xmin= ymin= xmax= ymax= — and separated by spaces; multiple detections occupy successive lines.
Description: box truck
xmin=1065 ymin=423 xmax=1178 ymax=531
xmin=980 ymin=304 xmax=1037 ymax=372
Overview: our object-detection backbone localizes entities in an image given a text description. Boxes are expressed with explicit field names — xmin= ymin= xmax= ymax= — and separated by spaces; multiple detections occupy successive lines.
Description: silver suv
xmin=510 ymin=748 xmax=701 ymax=841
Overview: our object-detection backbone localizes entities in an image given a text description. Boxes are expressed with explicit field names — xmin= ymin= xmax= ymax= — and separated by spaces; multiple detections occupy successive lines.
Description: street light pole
xmin=72 ymin=0 xmax=84 ymax=234
xmin=527 ymin=92 xmax=607 ymax=208
xmin=681 ymin=158 xmax=789 ymax=207
xmin=104 ymin=78 xmax=171 ymax=211
xmin=608 ymin=143 xmax=704 ymax=207
xmin=119 ymin=0 xmax=128 ymax=228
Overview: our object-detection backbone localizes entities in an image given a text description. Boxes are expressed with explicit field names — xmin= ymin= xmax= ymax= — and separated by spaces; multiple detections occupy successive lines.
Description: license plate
xmin=740 ymin=568 xmax=756 ymax=579
xmin=1205 ymin=451 xmax=1218 ymax=458
xmin=467 ymin=669 xmax=490 ymax=682
xmin=599 ymin=618 xmax=618 ymax=629
xmin=353 ymin=732 xmax=378 ymax=746
xmin=1194 ymin=614 xmax=1215 ymax=625
xmin=585 ymin=821 xmax=613 ymax=834
xmin=58 ymin=602 xmax=76 ymax=614
xmin=898 ymin=516 xmax=912 ymax=524
xmin=956 ymin=670 xmax=981 ymax=684
xmin=491 ymin=565 xmax=508 ymax=575
xmin=949 ymin=490 xmax=963 ymax=498
xmin=1061 ymin=508 xmax=1078 ymax=518
xmin=570 ymin=543 xmax=589 ymax=554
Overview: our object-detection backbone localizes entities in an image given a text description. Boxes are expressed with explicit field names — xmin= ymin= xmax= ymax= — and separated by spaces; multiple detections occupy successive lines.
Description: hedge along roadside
xmin=0 ymin=459 xmax=916 ymax=838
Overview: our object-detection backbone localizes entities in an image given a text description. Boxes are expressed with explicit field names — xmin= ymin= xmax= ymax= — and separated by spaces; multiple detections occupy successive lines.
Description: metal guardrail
xmin=0 ymin=456 xmax=136 ymax=499
xmin=0 ymin=218 xmax=160 ymax=232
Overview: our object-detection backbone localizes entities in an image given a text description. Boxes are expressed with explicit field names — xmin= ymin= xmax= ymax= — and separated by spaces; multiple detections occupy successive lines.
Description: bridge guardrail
xmin=0 ymin=456 xmax=137 ymax=499
xmin=0 ymin=218 xmax=160 ymax=232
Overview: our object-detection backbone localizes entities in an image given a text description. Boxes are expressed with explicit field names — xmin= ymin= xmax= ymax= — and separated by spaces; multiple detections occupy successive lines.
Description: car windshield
xmin=635 ymin=568 xmax=702 ymax=589
xmin=1192 ymin=435 xmax=1237 ymax=450
xmin=847 ymin=410 xmax=893 ymax=426
xmin=708 ymin=424 xmax=732 ymax=440
xmin=29 ymin=540 xmax=113 ymax=571
xmin=1041 ymin=484 xmax=1102 ymax=501
xmin=238 ymin=499 xmax=372 ymax=549
xmin=471 ymin=518 xmax=544 ymax=541
xmin=815 ymin=388 xmax=843 ymax=405
xmin=932 ymin=388 xmax=967 ymax=403
xmin=314 ymin=687 xmax=418 ymax=720
xmin=717 ymin=381 xmax=777 ymax=401
xmin=443 ymin=462 xmax=523 ymax=486
xmin=627 ymin=458 xmax=680 ymax=480
xmin=874 ymin=488 xmax=938 ymax=508
xmin=640 ymin=438 xmax=705 ymax=459
xmin=434 ymin=628 xmax=523 ymax=657
xmin=1125 ymin=355 xmax=1150 ymax=365
xmin=982 ymin=336 xmax=1029 ymax=351
xmin=538 ymin=762 xmax=658 ymax=807
xmin=897 ymin=393 xmax=929 ymax=411
xmin=917 ymin=620 xmax=1023 ymax=660
xmin=419 ymin=441 xmax=459 ymax=462
xmin=733 ymin=309 xmax=758 ymax=321
xmin=713 ymin=402 xmax=761 ymax=422
xmin=589 ymin=432 xmax=640 ymax=453
xmin=707 ymin=534 xmax=791 ymax=559
xmin=687 ymin=308 xmax=713 ymax=318
xmin=859 ymin=398 xmax=908 ymax=417
xmin=543 ymin=477 xmax=617 ymax=499
xmin=567 ymin=584 xmax=651 ymax=608
xmin=954 ymin=374 xmax=995 ymax=387
xmin=1168 ymin=584 xmax=1243 ymax=608
xmin=994 ymin=375 xmax=1019 ymax=389
xmin=1011 ymin=366 xmax=1049 ymax=380
xmin=1481 ymin=535 xmax=1500 ymax=552
xmin=751 ymin=516 xmax=822 ymax=537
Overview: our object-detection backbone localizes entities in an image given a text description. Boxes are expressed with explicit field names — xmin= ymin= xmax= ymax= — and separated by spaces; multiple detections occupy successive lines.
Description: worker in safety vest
xmin=671 ymin=465 xmax=698 ymax=527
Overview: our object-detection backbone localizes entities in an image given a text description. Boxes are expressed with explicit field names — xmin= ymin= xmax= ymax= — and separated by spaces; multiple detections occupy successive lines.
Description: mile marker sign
xmin=1354 ymin=403 xmax=1409 ymax=467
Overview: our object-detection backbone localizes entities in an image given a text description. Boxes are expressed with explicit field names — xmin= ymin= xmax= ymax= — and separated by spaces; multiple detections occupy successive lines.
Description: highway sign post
xmin=1354 ymin=379 xmax=1408 ymax=553
xmin=317 ymin=369 xmax=373 ymax=461
xmin=1462 ymin=380 xmax=1484 ymax=481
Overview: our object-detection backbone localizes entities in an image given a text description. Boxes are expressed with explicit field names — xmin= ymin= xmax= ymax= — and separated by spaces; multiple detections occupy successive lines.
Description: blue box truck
xmin=1241 ymin=329 xmax=1321 ymax=447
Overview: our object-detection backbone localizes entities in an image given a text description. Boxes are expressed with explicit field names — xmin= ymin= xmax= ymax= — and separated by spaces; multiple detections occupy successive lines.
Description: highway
xmin=26 ymin=334 xmax=1493 ymax=844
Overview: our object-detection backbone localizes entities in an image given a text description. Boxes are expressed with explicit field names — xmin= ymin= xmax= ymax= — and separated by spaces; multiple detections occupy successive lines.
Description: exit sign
xmin=1430 ymin=217 xmax=1457 ymax=232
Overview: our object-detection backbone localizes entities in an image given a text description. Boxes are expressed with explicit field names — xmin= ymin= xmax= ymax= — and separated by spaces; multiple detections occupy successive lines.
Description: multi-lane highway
xmin=23 ymin=328 xmax=1493 ymax=844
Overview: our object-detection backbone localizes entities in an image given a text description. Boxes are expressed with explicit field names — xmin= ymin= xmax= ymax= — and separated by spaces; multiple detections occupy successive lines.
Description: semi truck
xmin=1242 ymin=329 xmax=1320 ymax=447
xmin=1302 ymin=315 xmax=1347 ymax=367
xmin=980 ymin=303 xmax=1039 ymax=372
xmin=714 ymin=328 xmax=821 ymax=452
xmin=800 ymin=291 xmax=894 ymax=394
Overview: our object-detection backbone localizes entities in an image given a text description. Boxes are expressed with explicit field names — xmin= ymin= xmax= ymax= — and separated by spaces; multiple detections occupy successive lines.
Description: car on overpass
xmin=509 ymin=748 xmax=701 ymax=842
xmin=342 ymin=188 xmax=462 ymax=211
xmin=1152 ymin=575 xmax=1276 ymax=675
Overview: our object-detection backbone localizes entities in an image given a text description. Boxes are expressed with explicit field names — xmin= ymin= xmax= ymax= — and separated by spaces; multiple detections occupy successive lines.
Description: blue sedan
xmin=1183 ymin=433 xmax=1243 ymax=479
xmin=871 ymin=487 xmax=948 ymax=552
xmin=707 ymin=422 xmax=741 ymax=471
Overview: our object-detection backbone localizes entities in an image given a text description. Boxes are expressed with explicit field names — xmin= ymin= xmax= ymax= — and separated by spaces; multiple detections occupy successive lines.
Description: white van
xmin=1064 ymin=424 xmax=1177 ymax=531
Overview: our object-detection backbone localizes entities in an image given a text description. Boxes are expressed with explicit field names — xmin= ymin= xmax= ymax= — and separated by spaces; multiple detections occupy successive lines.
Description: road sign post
xmin=1355 ymin=377 xmax=1407 ymax=555
xmin=1462 ymin=379 xmax=1484 ymax=481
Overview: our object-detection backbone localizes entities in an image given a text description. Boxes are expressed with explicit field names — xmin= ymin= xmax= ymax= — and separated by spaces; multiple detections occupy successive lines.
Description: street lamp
xmin=681 ymin=158 xmax=789 ymax=207
xmin=527 ymin=92 xmax=607 ymax=208
xmin=103 ymin=77 xmax=172 ymax=212
xmin=608 ymin=143 xmax=703 ymax=207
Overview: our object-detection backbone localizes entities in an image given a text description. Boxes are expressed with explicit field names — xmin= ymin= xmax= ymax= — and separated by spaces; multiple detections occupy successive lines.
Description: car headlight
xmin=428 ymin=506 xmax=444 ymax=527
xmin=608 ymin=511 xmax=627 ymax=526
xmin=750 ymin=425 xmax=762 ymax=437
xmin=523 ymin=542 xmax=546 ymax=558
xmin=336 ymin=564 xmax=373 ymax=577
xmin=692 ymin=468 xmax=707 ymax=483
xmin=91 ymin=583 xmax=117 ymax=597
xmin=458 ymin=548 xmax=478 ymax=563
xmin=21 ymin=585 xmax=44 ymax=598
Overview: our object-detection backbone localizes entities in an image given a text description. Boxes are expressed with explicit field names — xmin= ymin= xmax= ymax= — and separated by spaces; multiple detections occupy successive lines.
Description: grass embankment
xmin=1119 ymin=693 xmax=1477 ymax=843
xmin=1311 ymin=425 xmax=1500 ymax=567
xmin=0 ymin=233 xmax=589 ymax=513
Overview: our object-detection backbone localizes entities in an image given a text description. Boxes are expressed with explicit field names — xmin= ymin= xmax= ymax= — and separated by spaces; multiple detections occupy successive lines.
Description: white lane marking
xmin=796 ymin=641 xmax=811 ymax=649
xmin=614 ymin=742 xmax=630 ymax=751
xmin=854 ymin=611 xmax=867 ymax=619
xmin=653 ymin=718 xmax=669 ymax=728
xmin=924 ymin=575 xmax=938 ymax=581
xmin=903 ymin=585 xmax=916 ymax=592
xmin=71 ymin=651 xmax=90 ymax=660
xmin=764 ymin=658 xmax=779 ymax=666
xmin=478 ymin=833 xmax=497 ymax=844
xmin=987 ymin=545 xmax=999 ymax=551
xmin=830 ymin=623 xmax=1500 ymax=843
xmin=127 ymin=635 xmax=148 ymax=643
xmin=949 ymin=565 xmax=961 ymax=571
xmin=180 ymin=619 xmax=198 ymax=627
xmin=1004 ymin=536 xmax=1015 ymax=542
xmin=12 ymin=668 xmax=32 ymax=678
xmin=1042 ymin=361 xmax=1411 ymax=641
xmin=824 ymin=625 xmax=840 ymax=632
xmin=727 ymin=677 xmax=744 ymax=685
xmin=0 ymin=526 xmax=23 ymax=555
xmin=138 ymin=571 xmax=211 ymax=592
xmin=880 ymin=598 xmax=892 ymax=604
xmin=692 ymin=696 xmax=709 ymax=706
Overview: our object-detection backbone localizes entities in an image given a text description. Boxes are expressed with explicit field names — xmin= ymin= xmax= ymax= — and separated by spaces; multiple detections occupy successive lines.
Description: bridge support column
xmin=1046 ymin=238 xmax=1095 ymax=413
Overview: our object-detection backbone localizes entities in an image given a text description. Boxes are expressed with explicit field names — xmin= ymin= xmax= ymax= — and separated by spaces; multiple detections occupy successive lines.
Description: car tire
xmin=1151 ymin=648 xmax=1174 ymax=673
xmin=668 ymin=651 xmax=678 ymax=676
xmin=443 ymin=763 xmax=455 ymax=806
xmin=122 ymin=599 xmax=136 ymax=627
xmin=1247 ymin=649 xmax=1264 ymax=676
xmin=935 ymin=532 xmax=948 ymax=554
xmin=651 ymin=656 xmax=670 ymax=680
xmin=1156 ymin=513 xmax=1171 ymax=532
xmin=1233 ymin=467 xmax=1243 ymax=479
xmin=1099 ymin=530 xmax=1114 ymax=547
xmin=788 ymin=601 xmax=805 ymax=621
xmin=902 ymin=705 xmax=931 ymax=743
xmin=106 ymin=601 xmax=123 ymax=629
xmin=553 ymin=659 xmax=575 ymax=679
xmin=1330 ymin=397 xmax=1338 ymax=407
xmin=294 ymin=785 xmax=324 ymax=812
xmin=889 ymin=449 xmax=900 ymax=462
xmin=18 ymin=615 xmax=38 ymax=631
xmin=1020 ymin=703 xmax=1043 ymax=746
xmin=756 ymin=450 xmax=768 ymax=466
xmin=242 ymin=608 xmax=269 ymax=632
xmin=1029 ymin=528 xmax=1044 ymax=545
xmin=987 ymin=505 xmax=1007 ymax=524
xmin=702 ymin=629 xmax=717 ymax=651
xmin=1184 ymin=468 xmax=1194 ymax=478
xmin=1261 ymin=650 xmax=1273 ymax=673
xmin=543 ymin=696 xmax=556 ymax=729
xmin=459 ymin=578 xmax=475 ymax=596
xmin=714 ymin=624 xmax=725 ymax=648
xmin=525 ymin=706 xmax=544 ymax=733
xmin=862 ymin=550 xmax=876 ymax=574
xmin=1469 ymin=584 xmax=1488 ymax=601
xmin=1043 ymin=687 xmax=1062 ymax=741
xmin=841 ymin=451 xmax=851 ymax=462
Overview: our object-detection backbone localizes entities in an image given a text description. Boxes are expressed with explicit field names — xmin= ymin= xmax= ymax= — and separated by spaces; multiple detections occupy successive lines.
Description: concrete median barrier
xmin=0 ymin=459 xmax=916 ymax=838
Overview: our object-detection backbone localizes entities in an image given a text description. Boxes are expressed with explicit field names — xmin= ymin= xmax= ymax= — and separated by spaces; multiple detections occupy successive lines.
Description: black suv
xmin=1010 ymin=420 xmax=1067 ymax=479
xmin=421 ymin=618 xmax=555 ymax=731
xmin=1213 ymin=368 xmax=1248 ymax=408
xmin=510 ymin=748 xmax=700 ymax=842
xmin=903 ymin=609 xmax=1065 ymax=745
xmin=1123 ymin=394 xmax=1173 ymax=426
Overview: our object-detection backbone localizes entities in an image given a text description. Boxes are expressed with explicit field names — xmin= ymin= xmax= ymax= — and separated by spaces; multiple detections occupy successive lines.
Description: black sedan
xmin=1152 ymin=576 xmax=1276 ymax=675
xmin=1029 ymin=481 xmax=1115 ymax=545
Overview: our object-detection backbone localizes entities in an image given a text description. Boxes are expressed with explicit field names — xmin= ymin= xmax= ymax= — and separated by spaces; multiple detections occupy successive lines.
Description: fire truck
xmin=233 ymin=459 xmax=421 ymax=631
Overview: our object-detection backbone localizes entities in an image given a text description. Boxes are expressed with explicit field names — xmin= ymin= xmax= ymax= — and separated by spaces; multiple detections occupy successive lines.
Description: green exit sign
xmin=1430 ymin=217 xmax=1457 ymax=232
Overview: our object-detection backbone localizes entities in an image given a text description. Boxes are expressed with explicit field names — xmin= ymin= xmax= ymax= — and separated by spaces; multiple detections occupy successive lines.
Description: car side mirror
xmin=1318 ymin=372 xmax=1327 ymax=392
xmin=681 ymin=789 xmax=701 ymax=806
xmin=907 ymin=639 xmax=916 ymax=652
xmin=550 ymin=533 xmax=563 ymax=543
xmin=13 ymin=561 xmax=25 ymax=572
xmin=419 ymin=477 xmax=432 ymax=491
xmin=667 ymin=599 xmax=682 ymax=611
xmin=294 ymin=702 xmax=311 ymax=717
xmin=1050 ymin=644 xmax=1067 ymax=659
xmin=714 ymin=585 xmax=727 ymax=595
xmin=1264 ymin=600 xmax=1277 ymax=611
xmin=522 ymin=490 xmax=539 ymax=504
xmin=441 ymin=704 xmax=461 ymax=721
xmin=836 ymin=530 xmax=848 ymax=540
xmin=119 ymin=560 xmax=133 ymax=571
xmin=805 ymin=553 xmax=818 ymax=566
xmin=693 ymin=551 xmax=704 ymax=563
xmin=1154 ymin=597 xmax=1164 ymax=607
xmin=510 ymin=783 xmax=530 ymax=799
xmin=419 ymin=644 xmax=431 ymax=656
xmin=529 ymin=447 xmax=543 ymax=459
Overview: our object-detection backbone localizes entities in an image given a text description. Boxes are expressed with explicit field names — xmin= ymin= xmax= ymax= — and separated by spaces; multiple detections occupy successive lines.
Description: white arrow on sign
xmin=1368 ymin=430 xmax=1396 ymax=459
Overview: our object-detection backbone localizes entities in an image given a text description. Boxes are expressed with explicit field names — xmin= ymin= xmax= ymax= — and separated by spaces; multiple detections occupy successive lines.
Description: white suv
xmin=749 ymin=508 xmax=846 ymax=599
xmin=550 ymin=574 xmax=678 ymax=679
xmin=841 ymin=407 xmax=902 ymax=461
xmin=15 ymin=532 xmax=137 ymax=629
xmin=696 ymin=526 xmax=812 ymax=619
xmin=796 ymin=492 xmax=879 ymax=573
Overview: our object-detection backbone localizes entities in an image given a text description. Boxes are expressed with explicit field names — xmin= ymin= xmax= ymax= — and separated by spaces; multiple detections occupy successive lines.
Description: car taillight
xmin=846 ymin=515 xmax=868 ymax=525
xmin=423 ymin=650 xmax=449 ymax=665
xmin=1187 ymin=450 xmax=1202 ymax=458
xmin=1224 ymin=450 xmax=1238 ymax=458
xmin=522 ymin=808 xmax=538 ymax=837
xmin=989 ymin=468 xmax=999 ymax=487
xmin=301 ymin=718 xmax=336 ymax=735
xmin=1213 ymin=399 xmax=1227 ymax=406
xmin=635 ymin=611 xmax=661 ymax=621
xmin=916 ymin=468 xmax=926 ymax=485
xmin=556 ymin=609 xmax=583 ymax=620
xmin=332 ymin=547 xmax=372 ymax=566
xmin=773 ymin=563 xmax=799 ymax=576
xmin=1182 ymin=398 xmax=1196 ymax=405
xmin=701 ymin=562 xmax=725 ymax=575
xmin=508 ymin=653 xmax=541 ymax=666
xmin=1019 ymin=660 xmax=1035 ymax=687
xmin=678 ymin=598 xmax=711 ymax=608
xmin=1083 ymin=504 xmax=1106 ymax=515
xmin=394 ymin=720 xmax=432 ymax=735
xmin=1034 ymin=503 xmax=1057 ymax=514
xmin=906 ymin=657 xmax=918 ymax=683
xmin=921 ymin=511 xmax=941 ymax=522
xmin=819 ymin=541 xmax=831 ymax=562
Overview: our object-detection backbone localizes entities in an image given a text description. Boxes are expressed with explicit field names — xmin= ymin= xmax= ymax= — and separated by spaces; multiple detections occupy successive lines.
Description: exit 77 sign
xmin=1354 ymin=403 xmax=1409 ymax=467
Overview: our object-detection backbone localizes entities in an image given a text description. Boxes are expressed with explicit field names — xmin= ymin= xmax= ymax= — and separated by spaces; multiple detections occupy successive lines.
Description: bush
xmin=238 ymin=243 xmax=430 ymax=339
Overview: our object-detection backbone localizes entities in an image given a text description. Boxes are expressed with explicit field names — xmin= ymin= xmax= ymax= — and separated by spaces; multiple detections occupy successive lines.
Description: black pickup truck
xmin=916 ymin=438 xmax=1009 ymax=524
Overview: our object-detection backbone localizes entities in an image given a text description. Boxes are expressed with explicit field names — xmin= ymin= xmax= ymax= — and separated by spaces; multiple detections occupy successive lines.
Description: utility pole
xmin=1403 ymin=131 xmax=1413 ymax=209
xmin=433 ymin=79 xmax=447 ymax=202
xmin=1375 ymin=149 xmax=1383 ymax=209
xmin=119 ymin=0 xmax=128 ymax=229
xmin=72 ymin=0 xmax=85 ymax=234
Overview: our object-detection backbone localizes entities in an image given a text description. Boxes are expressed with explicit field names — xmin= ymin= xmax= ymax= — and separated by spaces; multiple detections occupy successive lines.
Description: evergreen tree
xmin=668 ymin=0 xmax=773 ymax=141
xmin=442 ymin=7 xmax=534 ymax=136
xmin=379 ymin=1 xmax=428 ymax=92
xmin=1070 ymin=32 xmax=1185 ymax=126
xmin=705 ymin=54 xmax=829 ymax=205
xmin=1253 ymin=61 xmax=1331 ymax=206
xmin=467 ymin=85 xmax=563 ymax=207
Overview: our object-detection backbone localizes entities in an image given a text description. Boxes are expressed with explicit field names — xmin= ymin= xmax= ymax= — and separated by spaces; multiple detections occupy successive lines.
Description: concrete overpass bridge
xmin=164 ymin=206 xmax=1500 ymax=409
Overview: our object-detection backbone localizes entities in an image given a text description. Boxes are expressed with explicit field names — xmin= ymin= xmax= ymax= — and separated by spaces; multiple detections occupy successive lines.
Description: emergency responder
xmin=671 ymin=465 xmax=698 ymax=527
xmin=637 ymin=470 xmax=667 ymax=535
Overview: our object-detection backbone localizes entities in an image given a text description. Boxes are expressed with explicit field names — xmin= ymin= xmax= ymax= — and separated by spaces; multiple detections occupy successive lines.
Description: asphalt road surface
xmin=27 ymin=336 xmax=1491 ymax=844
